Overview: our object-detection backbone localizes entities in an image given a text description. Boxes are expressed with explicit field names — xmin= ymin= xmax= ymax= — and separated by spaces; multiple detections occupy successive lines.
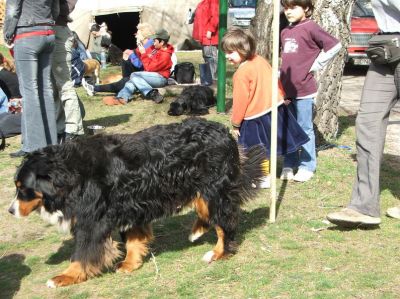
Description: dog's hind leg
xmin=189 ymin=196 xmax=210 ymax=242
xmin=116 ymin=224 xmax=153 ymax=273
xmin=201 ymin=195 xmax=239 ymax=263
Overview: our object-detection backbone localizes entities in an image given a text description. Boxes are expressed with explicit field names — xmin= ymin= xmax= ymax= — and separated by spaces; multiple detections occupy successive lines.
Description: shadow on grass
xmin=327 ymin=224 xmax=380 ymax=231
xmin=151 ymin=207 xmax=268 ymax=255
xmin=45 ymin=239 xmax=75 ymax=265
xmin=0 ymin=254 xmax=31 ymax=299
xmin=336 ymin=114 xmax=356 ymax=141
xmin=83 ymin=113 xmax=133 ymax=128
xmin=43 ymin=207 xmax=268 ymax=265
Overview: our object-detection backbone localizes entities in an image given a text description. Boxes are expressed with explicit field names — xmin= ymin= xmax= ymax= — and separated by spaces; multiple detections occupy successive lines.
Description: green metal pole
xmin=217 ymin=0 xmax=228 ymax=113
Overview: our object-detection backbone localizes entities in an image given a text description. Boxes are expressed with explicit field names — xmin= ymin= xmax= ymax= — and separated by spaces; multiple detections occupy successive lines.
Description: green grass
xmin=0 ymin=48 xmax=400 ymax=298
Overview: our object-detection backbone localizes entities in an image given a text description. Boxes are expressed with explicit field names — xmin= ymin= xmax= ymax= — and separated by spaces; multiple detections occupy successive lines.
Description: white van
xmin=228 ymin=0 xmax=257 ymax=28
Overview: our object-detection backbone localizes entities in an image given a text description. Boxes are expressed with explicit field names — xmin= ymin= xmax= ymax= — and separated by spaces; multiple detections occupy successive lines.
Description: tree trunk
xmin=250 ymin=0 xmax=356 ymax=142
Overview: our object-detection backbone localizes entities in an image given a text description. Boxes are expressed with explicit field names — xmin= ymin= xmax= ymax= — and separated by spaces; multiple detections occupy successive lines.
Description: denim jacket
xmin=3 ymin=0 xmax=59 ymax=45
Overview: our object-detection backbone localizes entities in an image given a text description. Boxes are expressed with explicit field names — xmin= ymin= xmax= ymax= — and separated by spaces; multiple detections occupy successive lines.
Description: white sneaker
xmin=293 ymin=169 xmax=314 ymax=182
xmin=386 ymin=206 xmax=400 ymax=219
xmin=259 ymin=176 xmax=271 ymax=189
xmin=82 ymin=78 xmax=95 ymax=96
xmin=280 ymin=167 xmax=294 ymax=180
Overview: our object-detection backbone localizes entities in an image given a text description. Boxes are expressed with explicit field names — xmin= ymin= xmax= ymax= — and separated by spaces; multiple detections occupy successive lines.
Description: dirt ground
xmin=340 ymin=65 xmax=400 ymax=156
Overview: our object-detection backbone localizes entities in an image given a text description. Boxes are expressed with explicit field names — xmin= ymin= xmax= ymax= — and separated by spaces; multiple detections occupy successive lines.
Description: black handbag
xmin=366 ymin=35 xmax=400 ymax=65
xmin=173 ymin=62 xmax=195 ymax=84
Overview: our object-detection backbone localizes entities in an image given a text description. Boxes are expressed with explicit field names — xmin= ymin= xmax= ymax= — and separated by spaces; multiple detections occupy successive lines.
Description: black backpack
xmin=173 ymin=62 xmax=195 ymax=84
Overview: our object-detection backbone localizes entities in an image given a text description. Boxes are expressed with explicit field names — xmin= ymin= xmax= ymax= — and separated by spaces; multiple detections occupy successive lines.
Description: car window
xmin=353 ymin=0 xmax=374 ymax=17
xmin=229 ymin=0 xmax=257 ymax=8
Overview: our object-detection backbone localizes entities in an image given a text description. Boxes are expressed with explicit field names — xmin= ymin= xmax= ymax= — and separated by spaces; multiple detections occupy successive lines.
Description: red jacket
xmin=139 ymin=44 xmax=174 ymax=78
xmin=192 ymin=0 xmax=219 ymax=46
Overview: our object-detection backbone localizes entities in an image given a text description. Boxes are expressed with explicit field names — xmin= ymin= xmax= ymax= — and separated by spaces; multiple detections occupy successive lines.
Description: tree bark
xmin=250 ymin=0 xmax=356 ymax=142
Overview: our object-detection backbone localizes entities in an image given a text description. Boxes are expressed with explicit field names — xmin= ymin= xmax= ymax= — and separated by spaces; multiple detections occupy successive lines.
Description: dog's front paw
xmin=116 ymin=261 xmax=142 ymax=273
xmin=46 ymin=274 xmax=86 ymax=288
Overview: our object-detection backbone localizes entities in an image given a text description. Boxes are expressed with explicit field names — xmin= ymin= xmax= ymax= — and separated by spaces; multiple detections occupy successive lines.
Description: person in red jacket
xmin=103 ymin=29 xmax=174 ymax=105
xmin=192 ymin=0 xmax=219 ymax=81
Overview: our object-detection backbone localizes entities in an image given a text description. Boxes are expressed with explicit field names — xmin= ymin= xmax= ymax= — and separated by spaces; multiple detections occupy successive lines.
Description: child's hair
xmin=221 ymin=28 xmax=256 ymax=61
xmin=281 ymin=0 xmax=314 ymax=17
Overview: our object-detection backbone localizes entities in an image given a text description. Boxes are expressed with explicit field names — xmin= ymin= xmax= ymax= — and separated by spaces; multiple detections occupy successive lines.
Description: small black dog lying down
xmin=8 ymin=118 xmax=265 ymax=287
xmin=168 ymin=85 xmax=216 ymax=116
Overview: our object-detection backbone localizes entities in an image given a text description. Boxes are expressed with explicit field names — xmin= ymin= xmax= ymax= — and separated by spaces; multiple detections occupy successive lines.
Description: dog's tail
xmin=238 ymin=144 xmax=267 ymax=202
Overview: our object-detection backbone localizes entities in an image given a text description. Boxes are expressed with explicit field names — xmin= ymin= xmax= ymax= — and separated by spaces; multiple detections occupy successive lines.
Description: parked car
xmin=346 ymin=0 xmax=379 ymax=66
xmin=227 ymin=0 xmax=256 ymax=28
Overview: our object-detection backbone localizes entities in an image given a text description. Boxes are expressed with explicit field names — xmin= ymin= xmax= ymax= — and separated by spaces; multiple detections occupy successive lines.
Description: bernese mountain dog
xmin=8 ymin=118 xmax=265 ymax=288
xmin=168 ymin=86 xmax=216 ymax=116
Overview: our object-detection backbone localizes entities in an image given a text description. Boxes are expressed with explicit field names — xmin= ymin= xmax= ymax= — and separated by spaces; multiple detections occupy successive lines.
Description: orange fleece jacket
xmin=231 ymin=55 xmax=284 ymax=127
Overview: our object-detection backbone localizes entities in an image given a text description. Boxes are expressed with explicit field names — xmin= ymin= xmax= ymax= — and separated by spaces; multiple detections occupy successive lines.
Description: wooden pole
xmin=269 ymin=0 xmax=280 ymax=223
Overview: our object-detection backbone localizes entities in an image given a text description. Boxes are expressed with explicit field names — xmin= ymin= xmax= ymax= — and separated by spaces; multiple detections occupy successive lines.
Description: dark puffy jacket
xmin=3 ymin=0 xmax=59 ymax=44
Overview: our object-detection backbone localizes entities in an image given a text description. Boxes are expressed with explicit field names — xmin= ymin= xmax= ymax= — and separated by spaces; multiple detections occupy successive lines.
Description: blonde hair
xmin=221 ymin=28 xmax=256 ymax=61
xmin=136 ymin=23 xmax=155 ymax=42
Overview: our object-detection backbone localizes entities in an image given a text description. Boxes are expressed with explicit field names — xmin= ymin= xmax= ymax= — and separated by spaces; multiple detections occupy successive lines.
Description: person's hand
xmin=283 ymin=99 xmax=292 ymax=106
xmin=138 ymin=43 xmax=145 ymax=54
xmin=230 ymin=127 xmax=240 ymax=139
xmin=206 ymin=31 xmax=212 ymax=40
xmin=123 ymin=49 xmax=133 ymax=60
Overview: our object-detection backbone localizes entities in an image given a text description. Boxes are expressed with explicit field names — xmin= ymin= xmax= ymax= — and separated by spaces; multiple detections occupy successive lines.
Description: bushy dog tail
xmin=238 ymin=144 xmax=267 ymax=202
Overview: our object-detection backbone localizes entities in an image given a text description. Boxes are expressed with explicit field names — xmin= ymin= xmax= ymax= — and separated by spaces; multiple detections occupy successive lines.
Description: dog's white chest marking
xmin=40 ymin=207 xmax=71 ymax=233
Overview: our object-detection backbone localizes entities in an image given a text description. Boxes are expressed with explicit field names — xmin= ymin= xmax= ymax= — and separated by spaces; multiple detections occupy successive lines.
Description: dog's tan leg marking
xmin=95 ymin=66 xmax=100 ymax=84
xmin=18 ymin=196 xmax=42 ymax=216
xmin=189 ymin=197 xmax=210 ymax=242
xmin=117 ymin=225 xmax=153 ymax=273
xmin=202 ymin=225 xmax=225 ymax=263
xmin=46 ymin=261 xmax=88 ymax=288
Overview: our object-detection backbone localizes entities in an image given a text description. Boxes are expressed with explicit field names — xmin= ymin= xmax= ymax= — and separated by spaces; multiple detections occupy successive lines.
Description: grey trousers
xmin=14 ymin=26 xmax=57 ymax=152
xmin=348 ymin=61 xmax=400 ymax=217
xmin=202 ymin=45 xmax=218 ymax=81
xmin=53 ymin=25 xmax=84 ymax=135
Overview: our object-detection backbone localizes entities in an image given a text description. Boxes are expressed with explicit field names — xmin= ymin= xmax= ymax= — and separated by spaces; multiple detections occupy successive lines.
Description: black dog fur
xmin=168 ymin=86 xmax=216 ymax=116
xmin=108 ymin=43 xmax=123 ymax=65
xmin=9 ymin=118 xmax=265 ymax=287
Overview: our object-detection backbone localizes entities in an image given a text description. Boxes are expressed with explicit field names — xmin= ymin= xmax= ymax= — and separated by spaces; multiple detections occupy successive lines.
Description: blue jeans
xmin=0 ymin=88 xmax=8 ymax=113
xmin=117 ymin=71 xmax=167 ymax=102
xmin=14 ymin=26 xmax=57 ymax=152
xmin=283 ymin=98 xmax=316 ymax=172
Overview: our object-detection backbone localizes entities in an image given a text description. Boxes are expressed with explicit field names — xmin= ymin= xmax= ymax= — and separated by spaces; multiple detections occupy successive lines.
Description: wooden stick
xmin=269 ymin=0 xmax=281 ymax=223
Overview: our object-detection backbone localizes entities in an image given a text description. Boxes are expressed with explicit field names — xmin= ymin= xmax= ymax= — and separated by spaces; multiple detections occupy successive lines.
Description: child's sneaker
xmin=293 ymin=169 xmax=314 ymax=182
xmin=280 ymin=167 xmax=294 ymax=180
xmin=82 ymin=77 xmax=95 ymax=96
xmin=259 ymin=175 xmax=271 ymax=189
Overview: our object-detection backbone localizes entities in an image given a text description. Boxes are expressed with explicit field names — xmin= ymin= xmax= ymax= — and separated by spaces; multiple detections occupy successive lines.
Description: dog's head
xmin=8 ymin=152 xmax=62 ymax=218
xmin=168 ymin=97 xmax=187 ymax=116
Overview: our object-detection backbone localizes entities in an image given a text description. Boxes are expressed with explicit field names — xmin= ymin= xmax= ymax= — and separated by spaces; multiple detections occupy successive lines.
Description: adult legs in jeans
xmin=202 ymin=45 xmax=218 ymax=81
xmin=14 ymin=32 xmax=57 ymax=152
xmin=348 ymin=63 xmax=399 ymax=217
xmin=117 ymin=72 xmax=167 ymax=102
xmin=95 ymin=77 xmax=129 ymax=93
xmin=53 ymin=25 xmax=84 ymax=136
xmin=283 ymin=98 xmax=316 ymax=172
